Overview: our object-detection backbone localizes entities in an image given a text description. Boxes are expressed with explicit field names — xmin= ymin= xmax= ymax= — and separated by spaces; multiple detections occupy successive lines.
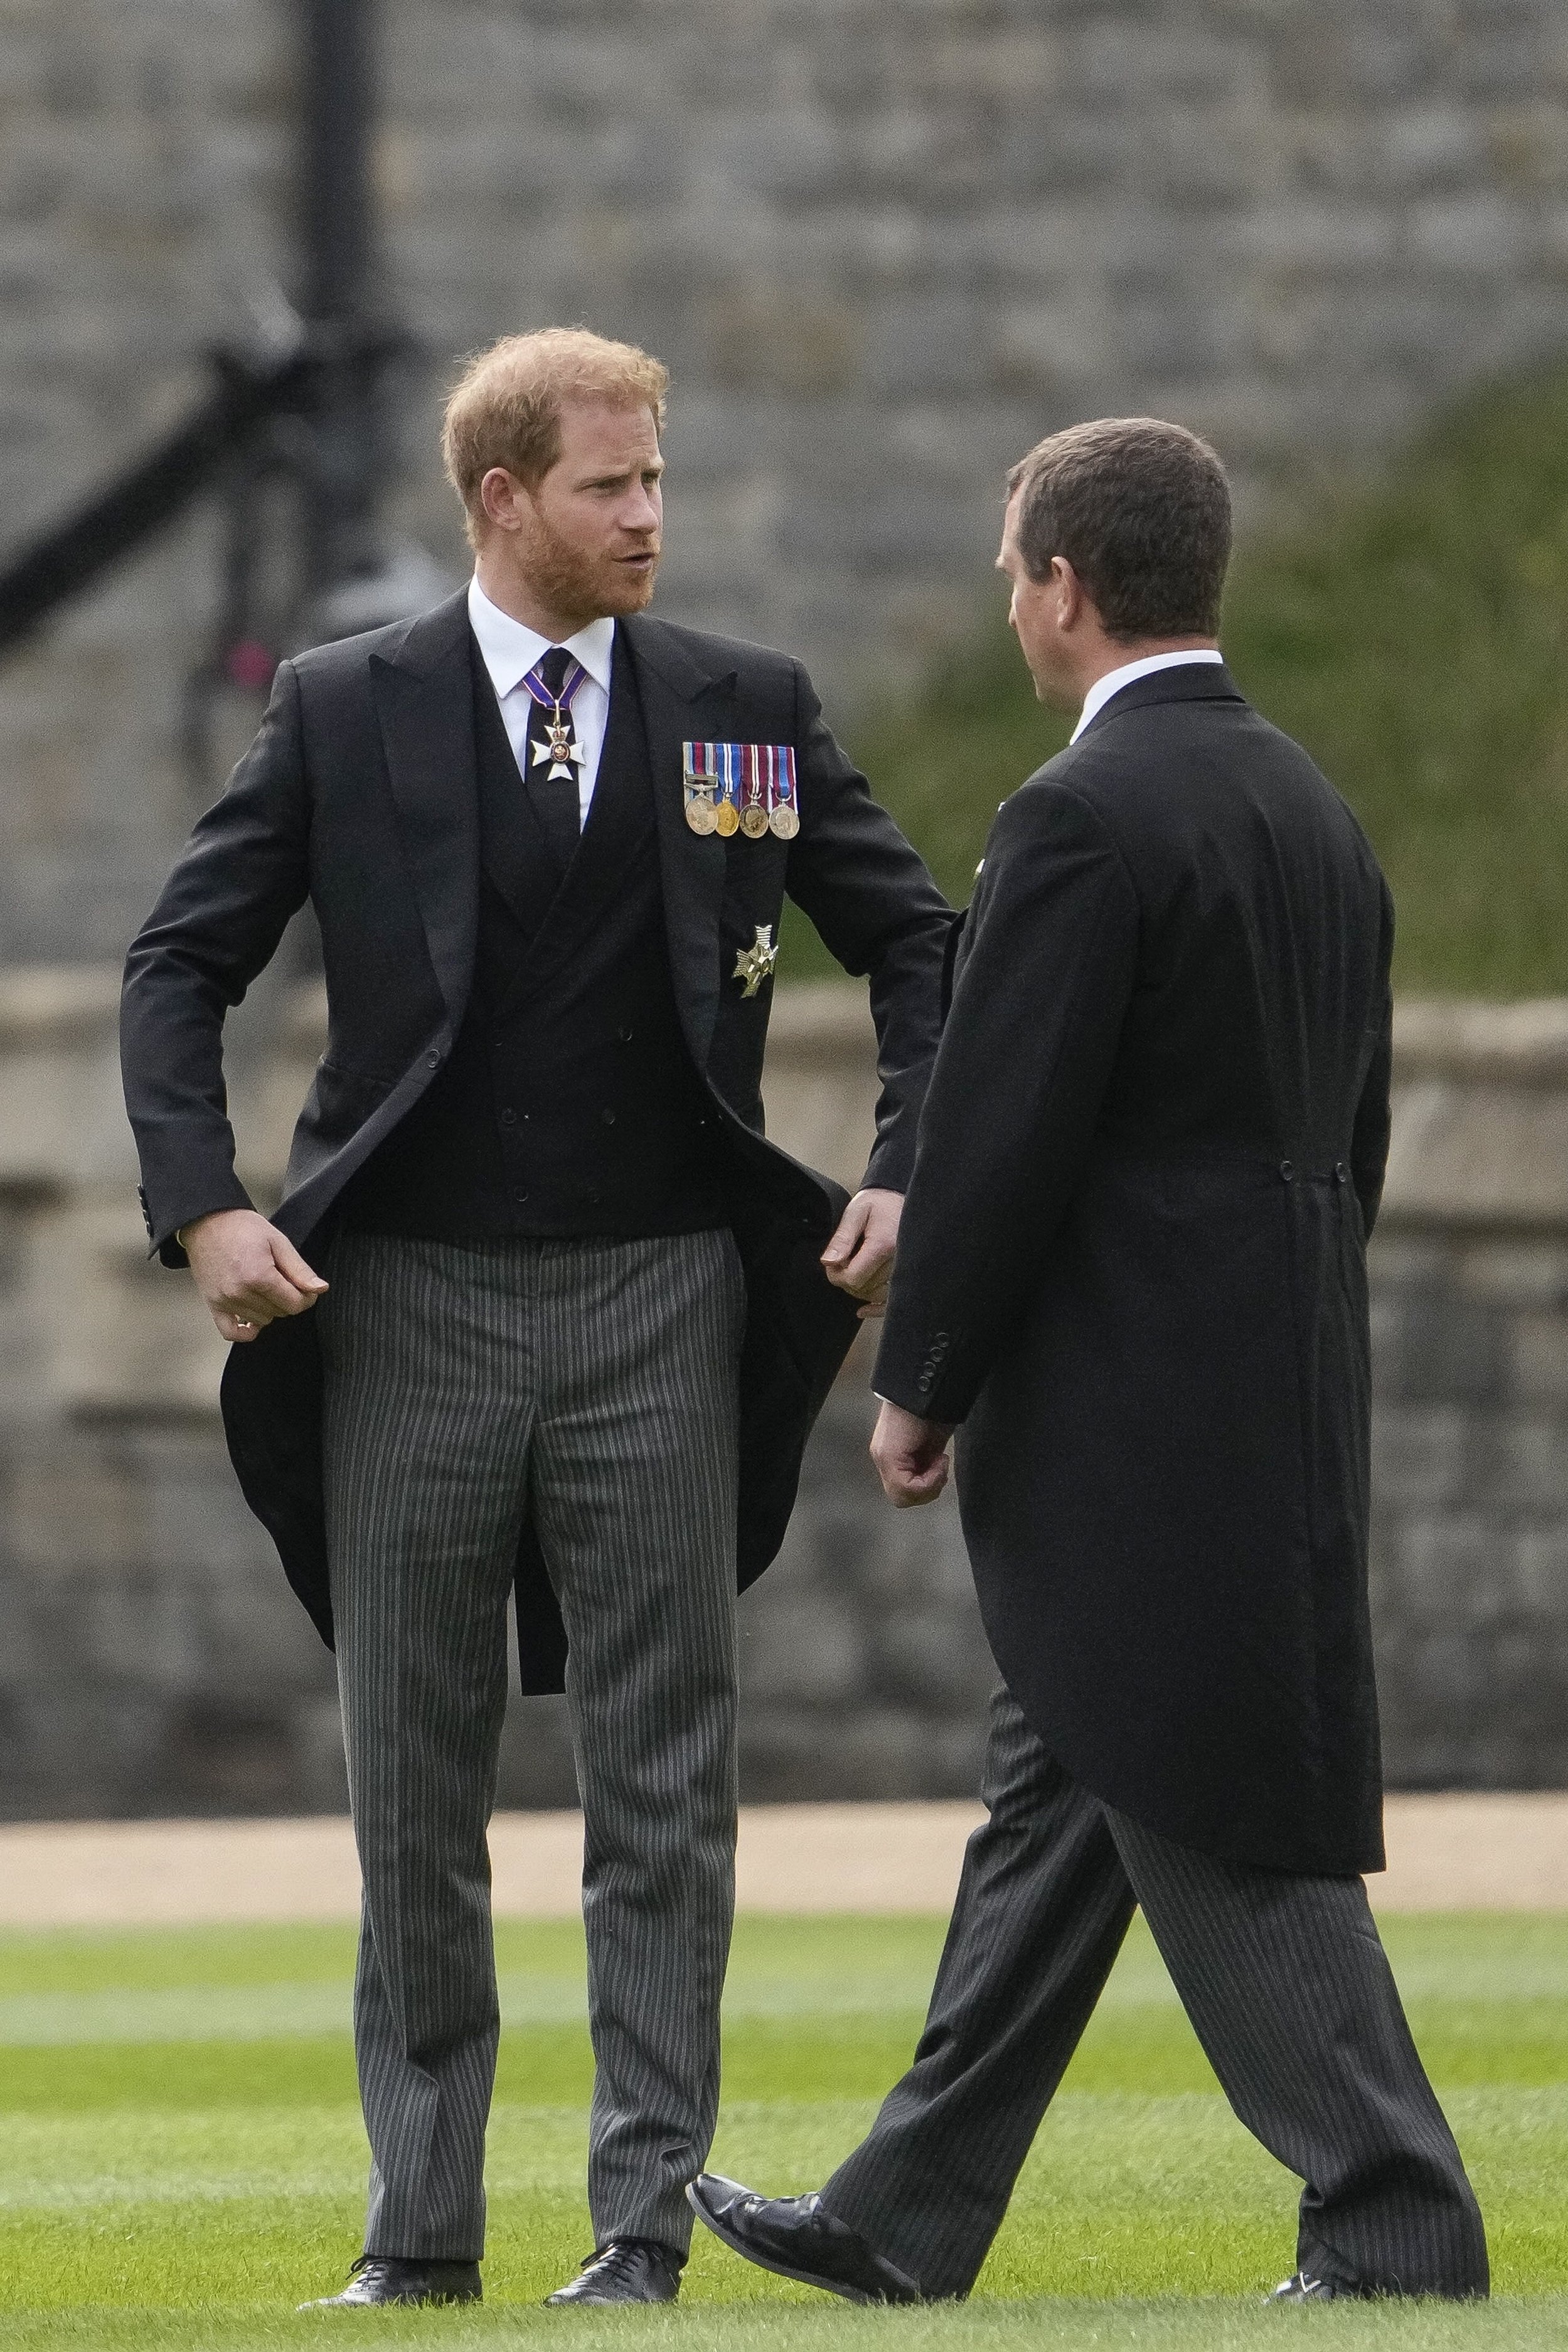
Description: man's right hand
xmin=181 ymin=1209 xmax=329 ymax=1344
xmin=870 ymin=1398 xmax=954 ymax=1509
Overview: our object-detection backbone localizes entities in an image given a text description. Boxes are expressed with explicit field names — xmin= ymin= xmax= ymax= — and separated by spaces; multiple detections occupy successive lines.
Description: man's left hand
xmin=821 ymin=1187 xmax=902 ymax=1319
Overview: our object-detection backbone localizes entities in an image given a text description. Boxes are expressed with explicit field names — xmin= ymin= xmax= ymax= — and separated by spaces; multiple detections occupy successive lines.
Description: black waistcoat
xmin=341 ymin=630 xmax=727 ymax=1239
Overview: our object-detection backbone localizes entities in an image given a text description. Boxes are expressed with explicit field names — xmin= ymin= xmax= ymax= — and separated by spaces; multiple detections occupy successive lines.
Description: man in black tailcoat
xmin=691 ymin=417 xmax=1488 ymax=2304
xmin=121 ymin=328 xmax=951 ymax=2309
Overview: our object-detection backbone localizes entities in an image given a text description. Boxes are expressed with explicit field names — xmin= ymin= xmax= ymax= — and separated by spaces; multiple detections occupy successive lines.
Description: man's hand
xmin=870 ymin=1398 xmax=953 ymax=1509
xmin=821 ymin=1187 xmax=902 ymax=1320
xmin=182 ymin=1209 xmax=329 ymax=1344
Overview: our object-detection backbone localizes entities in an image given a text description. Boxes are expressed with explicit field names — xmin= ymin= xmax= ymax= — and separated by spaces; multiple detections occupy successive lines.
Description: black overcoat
xmin=874 ymin=665 xmax=1394 ymax=1877
xmin=122 ymin=590 xmax=951 ymax=1688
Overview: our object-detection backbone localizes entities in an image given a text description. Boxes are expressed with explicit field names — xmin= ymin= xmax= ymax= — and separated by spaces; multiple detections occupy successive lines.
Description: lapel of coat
xmin=619 ymin=614 xmax=740 ymax=1073
xmin=368 ymin=590 xmax=480 ymax=1035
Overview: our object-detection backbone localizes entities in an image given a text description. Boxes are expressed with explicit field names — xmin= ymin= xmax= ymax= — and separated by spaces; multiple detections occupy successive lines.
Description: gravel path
xmin=0 ymin=1795 xmax=1564 ymax=1926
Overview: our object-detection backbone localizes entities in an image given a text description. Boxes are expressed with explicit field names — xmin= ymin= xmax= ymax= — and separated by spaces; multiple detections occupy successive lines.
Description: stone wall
xmin=3 ymin=0 xmax=1567 ymax=960
xmin=4 ymin=972 xmax=1568 ymax=1817
xmin=1370 ymin=1001 xmax=1568 ymax=1787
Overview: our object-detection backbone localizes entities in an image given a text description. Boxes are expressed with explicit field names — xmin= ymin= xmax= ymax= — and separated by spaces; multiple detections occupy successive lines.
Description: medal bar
xmin=683 ymin=742 xmax=801 ymax=840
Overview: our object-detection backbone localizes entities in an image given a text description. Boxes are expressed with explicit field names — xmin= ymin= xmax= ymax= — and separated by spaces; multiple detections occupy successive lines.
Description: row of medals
xmin=684 ymin=772 xmax=799 ymax=841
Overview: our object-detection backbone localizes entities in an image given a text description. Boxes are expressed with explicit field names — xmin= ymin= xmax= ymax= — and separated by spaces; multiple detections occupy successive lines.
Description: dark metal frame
xmin=0 ymin=0 xmax=426 ymax=799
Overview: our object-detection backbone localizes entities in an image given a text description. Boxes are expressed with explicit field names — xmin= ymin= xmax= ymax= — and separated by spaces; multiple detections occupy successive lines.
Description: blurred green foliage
xmin=791 ymin=368 xmax=1568 ymax=1001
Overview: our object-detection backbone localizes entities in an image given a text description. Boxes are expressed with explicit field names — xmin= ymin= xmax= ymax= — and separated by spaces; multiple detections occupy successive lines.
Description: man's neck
xmin=472 ymin=557 xmax=604 ymax=645
xmin=1072 ymin=634 xmax=1219 ymax=703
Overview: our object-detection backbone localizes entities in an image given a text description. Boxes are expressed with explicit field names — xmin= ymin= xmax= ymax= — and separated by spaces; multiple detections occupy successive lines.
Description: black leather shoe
xmin=1271 ymin=2271 xmax=1357 ymax=2304
xmin=544 ymin=2240 xmax=683 ymax=2306
xmin=299 ymin=2255 xmax=482 ymax=2309
xmin=688 ymin=2173 xmax=924 ymax=2304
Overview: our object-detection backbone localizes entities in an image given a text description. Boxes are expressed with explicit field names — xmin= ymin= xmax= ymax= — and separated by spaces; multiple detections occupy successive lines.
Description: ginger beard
xmin=518 ymin=496 xmax=661 ymax=624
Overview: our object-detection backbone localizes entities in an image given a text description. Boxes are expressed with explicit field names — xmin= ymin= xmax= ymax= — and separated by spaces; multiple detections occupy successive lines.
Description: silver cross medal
xmin=532 ymin=704 xmax=585 ymax=782
xmin=733 ymin=923 xmax=777 ymax=998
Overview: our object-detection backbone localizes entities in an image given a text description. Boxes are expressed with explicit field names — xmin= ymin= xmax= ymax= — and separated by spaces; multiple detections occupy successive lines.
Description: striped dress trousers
xmin=319 ymin=1226 xmax=746 ymax=2263
xmin=821 ymin=1687 xmax=1488 ymax=2301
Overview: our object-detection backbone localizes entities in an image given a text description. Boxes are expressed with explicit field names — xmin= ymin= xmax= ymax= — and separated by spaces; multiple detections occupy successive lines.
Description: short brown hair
xmin=442 ymin=326 xmax=669 ymax=541
xmin=1006 ymin=417 xmax=1231 ymax=640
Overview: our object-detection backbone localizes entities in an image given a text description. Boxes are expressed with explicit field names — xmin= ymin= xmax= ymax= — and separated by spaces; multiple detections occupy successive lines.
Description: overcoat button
xmin=1279 ymin=1159 xmax=1295 ymax=1182
xmin=1335 ymin=1160 xmax=1350 ymax=1182
xmin=601 ymin=1108 xmax=617 ymax=1126
xmin=500 ymin=1108 xmax=517 ymax=1127
xmin=618 ymin=1027 xmax=634 ymax=1043
xmin=425 ymin=1049 xmax=441 ymax=1069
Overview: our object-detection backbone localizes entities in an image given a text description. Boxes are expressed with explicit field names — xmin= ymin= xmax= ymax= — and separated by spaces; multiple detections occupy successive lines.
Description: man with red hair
xmin=122 ymin=326 xmax=951 ymax=2309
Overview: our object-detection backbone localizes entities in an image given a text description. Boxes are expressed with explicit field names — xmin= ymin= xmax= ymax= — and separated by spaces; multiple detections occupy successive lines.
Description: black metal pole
xmin=301 ymin=0 xmax=374 ymax=323
xmin=298 ymin=0 xmax=381 ymax=595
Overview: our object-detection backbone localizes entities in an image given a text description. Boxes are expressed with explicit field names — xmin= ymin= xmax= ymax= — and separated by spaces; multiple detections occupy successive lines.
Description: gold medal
xmin=769 ymin=802 xmax=799 ymax=840
xmin=741 ymin=803 xmax=770 ymax=839
xmin=715 ymin=799 xmax=740 ymax=838
xmin=685 ymin=791 xmax=718 ymax=836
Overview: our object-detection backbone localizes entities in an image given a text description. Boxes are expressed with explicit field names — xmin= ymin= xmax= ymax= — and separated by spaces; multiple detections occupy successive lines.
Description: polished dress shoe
xmin=299 ymin=2255 xmax=482 ymax=2308
xmin=688 ymin=2173 xmax=924 ymax=2304
xmin=1271 ymin=2271 xmax=1357 ymax=2303
xmin=544 ymin=2239 xmax=683 ymax=2306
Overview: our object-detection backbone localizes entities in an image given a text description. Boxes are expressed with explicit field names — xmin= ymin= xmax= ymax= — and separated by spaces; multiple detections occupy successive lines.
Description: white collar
xmin=466 ymin=574 xmax=617 ymax=698
xmin=1070 ymin=648 xmax=1225 ymax=743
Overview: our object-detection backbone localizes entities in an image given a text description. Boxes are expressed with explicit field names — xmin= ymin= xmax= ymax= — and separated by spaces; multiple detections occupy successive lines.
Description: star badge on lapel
xmin=733 ymin=923 xmax=778 ymax=999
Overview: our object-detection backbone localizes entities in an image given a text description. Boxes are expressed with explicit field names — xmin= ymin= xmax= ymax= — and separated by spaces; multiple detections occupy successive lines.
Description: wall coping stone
xmin=0 ymin=967 xmax=123 ymax=1049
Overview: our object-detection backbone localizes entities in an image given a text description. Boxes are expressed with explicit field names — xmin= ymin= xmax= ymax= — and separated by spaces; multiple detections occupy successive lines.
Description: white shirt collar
xmin=1070 ymin=648 xmax=1225 ymax=743
xmin=466 ymin=574 xmax=616 ymax=698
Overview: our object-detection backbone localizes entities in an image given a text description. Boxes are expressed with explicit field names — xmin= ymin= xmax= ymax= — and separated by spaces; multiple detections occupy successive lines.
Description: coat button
xmin=513 ymin=1189 xmax=529 ymax=1205
xmin=601 ymin=1108 xmax=617 ymax=1126
xmin=1279 ymin=1159 xmax=1295 ymax=1182
xmin=916 ymin=1372 xmax=934 ymax=1393
xmin=425 ymin=1048 xmax=442 ymax=1070
xmin=618 ymin=1027 xmax=634 ymax=1043
xmin=500 ymin=1108 xmax=517 ymax=1127
xmin=1335 ymin=1160 xmax=1350 ymax=1183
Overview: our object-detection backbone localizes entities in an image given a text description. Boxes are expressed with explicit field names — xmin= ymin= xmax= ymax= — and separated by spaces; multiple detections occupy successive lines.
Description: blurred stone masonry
xmin=2 ymin=971 xmax=1568 ymax=1817
xmin=3 ymin=0 xmax=1568 ymax=961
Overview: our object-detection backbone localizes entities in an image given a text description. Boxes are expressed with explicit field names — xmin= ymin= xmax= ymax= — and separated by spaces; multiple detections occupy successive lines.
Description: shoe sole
xmin=542 ymin=2291 xmax=680 ymax=2307
xmin=298 ymin=2289 xmax=481 ymax=2309
xmin=685 ymin=2183 xmax=902 ymax=2307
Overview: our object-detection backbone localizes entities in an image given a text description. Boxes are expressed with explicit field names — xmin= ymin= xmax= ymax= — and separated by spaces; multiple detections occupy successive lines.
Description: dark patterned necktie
xmin=523 ymin=646 xmax=584 ymax=870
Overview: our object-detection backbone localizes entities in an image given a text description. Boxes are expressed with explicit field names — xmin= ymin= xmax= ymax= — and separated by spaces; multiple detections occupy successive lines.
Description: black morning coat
xmin=121 ymin=589 xmax=952 ymax=1690
xmin=874 ymin=664 xmax=1395 ymax=1878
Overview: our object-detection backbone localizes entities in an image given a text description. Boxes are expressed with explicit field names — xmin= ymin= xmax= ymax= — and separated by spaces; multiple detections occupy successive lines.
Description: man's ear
xmin=479 ymin=466 xmax=525 ymax=533
xmin=1050 ymin=555 xmax=1082 ymax=633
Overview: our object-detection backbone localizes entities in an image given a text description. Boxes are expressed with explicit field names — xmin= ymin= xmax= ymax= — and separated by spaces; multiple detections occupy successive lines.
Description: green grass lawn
xmin=2 ymin=1914 xmax=1568 ymax=2346
xmin=787 ymin=365 xmax=1568 ymax=1001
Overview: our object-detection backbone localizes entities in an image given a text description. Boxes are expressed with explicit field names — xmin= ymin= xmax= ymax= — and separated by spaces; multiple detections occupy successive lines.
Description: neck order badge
xmin=523 ymin=652 xmax=589 ymax=781
xmin=684 ymin=743 xmax=800 ymax=840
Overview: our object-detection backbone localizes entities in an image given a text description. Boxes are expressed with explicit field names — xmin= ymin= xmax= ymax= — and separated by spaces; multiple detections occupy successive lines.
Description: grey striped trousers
xmin=320 ymin=1226 xmax=745 ymax=2264
xmin=823 ymin=1688 xmax=1488 ymax=2301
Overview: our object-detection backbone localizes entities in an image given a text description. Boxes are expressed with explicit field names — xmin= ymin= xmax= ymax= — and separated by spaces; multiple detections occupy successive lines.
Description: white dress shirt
xmin=1069 ymin=648 xmax=1224 ymax=744
xmin=466 ymin=574 xmax=616 ymax=828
